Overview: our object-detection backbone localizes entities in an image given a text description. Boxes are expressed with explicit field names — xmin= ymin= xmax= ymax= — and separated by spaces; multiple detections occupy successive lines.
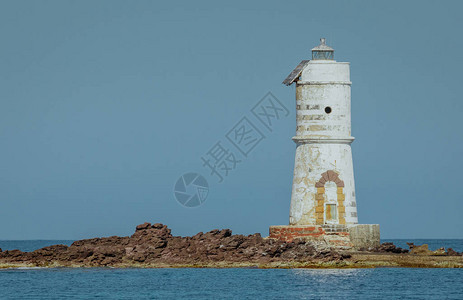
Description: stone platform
xmin=269 ymin=224 xmax=380 ymax=249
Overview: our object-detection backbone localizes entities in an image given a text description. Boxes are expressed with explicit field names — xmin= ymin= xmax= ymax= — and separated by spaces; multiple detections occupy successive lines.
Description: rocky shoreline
xmin=0 ymin=223 xmax=462 ymax=269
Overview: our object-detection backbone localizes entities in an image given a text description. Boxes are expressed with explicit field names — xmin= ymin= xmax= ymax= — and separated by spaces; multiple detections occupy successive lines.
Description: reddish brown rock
xmin=406 ymin=243 xmax=450 ymax=256
xmin=446 ymin=248 xmax=461 ymax=256
xmin=0 ymin=222 xmax=356 ymax=267
xmin=374 ymin=242 xmax=408 ymax=254
xmin=136 ymin=222 xmax=151 ymax=231
xmin=152 ymin=223 xmax=164 ymax=229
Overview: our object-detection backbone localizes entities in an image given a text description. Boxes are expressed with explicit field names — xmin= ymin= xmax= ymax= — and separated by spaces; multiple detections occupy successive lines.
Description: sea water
xmin=0 ymin=240 xmax=462 ymax=299
xmin=0 ymin=267 xmax=462 ymax=299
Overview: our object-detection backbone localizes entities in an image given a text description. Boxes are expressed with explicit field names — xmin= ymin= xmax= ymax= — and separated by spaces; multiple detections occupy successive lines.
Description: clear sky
xmin=1 ymin=0 xmax=462 ymax=240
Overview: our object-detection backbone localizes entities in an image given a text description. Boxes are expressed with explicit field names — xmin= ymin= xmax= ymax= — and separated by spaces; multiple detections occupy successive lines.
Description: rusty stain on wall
xmin=287 ymin=52 xmax=358 ymax=226
xmin=271 ymin=38 xmax=380 ymax=249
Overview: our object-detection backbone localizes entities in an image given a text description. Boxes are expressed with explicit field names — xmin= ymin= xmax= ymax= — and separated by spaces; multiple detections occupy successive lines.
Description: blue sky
xmin=1 ymin=0 xmax=462 ymax=239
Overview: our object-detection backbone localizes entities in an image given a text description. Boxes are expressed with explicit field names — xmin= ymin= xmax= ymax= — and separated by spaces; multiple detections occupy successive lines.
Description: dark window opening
xmin=325 ymin=106 xmax=332 ymax=114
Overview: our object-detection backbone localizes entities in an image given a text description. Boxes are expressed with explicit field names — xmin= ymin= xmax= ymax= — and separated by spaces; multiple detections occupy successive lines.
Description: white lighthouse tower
xmin=286 ymin=38 xmax=357 ymax=226
xmin=269 ymin=38 xmax=379 ymax=249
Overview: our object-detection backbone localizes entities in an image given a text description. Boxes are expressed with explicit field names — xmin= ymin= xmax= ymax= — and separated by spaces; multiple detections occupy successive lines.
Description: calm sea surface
xmin=0 ymin=240 xmax=462 ymax=299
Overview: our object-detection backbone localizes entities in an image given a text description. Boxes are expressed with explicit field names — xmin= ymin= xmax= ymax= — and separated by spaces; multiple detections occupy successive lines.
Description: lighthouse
xmin=269 ymin=38 xmax=379 ymax=249
xmin=286 ymin=38 xmax=357 ymax=226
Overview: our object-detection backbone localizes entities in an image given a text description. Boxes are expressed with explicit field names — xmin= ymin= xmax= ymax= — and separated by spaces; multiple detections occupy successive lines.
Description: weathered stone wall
xmin=290 ymin=60 xmax=358 ymax=226
xmin=348 ymin=224 xmax=380 ymax=249
xmin=269 ymin=225 xmax=325 ymax=242
xmin=269 ymin=224 xmax=380 ymax=249
xmin=269 ymin=225 xmax=353 ymax=248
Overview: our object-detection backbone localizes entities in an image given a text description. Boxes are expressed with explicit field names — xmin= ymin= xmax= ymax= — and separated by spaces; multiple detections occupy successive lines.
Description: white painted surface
xmin=289 ymin=59 xmax=359 ymax=225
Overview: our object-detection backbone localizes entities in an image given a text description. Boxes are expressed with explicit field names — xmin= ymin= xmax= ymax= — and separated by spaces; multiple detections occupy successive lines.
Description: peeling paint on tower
xmin=286 ymin=38 xmax=357 ymax=226
xmin=270 ymin=38 xmax=380 ymax=249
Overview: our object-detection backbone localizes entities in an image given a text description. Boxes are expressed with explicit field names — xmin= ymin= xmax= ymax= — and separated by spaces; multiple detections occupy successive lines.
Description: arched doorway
xmin=314 ymin=170 xmax=346 ymax=225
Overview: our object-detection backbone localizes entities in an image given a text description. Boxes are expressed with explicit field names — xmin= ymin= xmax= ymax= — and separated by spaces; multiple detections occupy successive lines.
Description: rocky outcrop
xmin=0 ymin=223 xmax=350 ymax=267
xmin=374 ymin=242 xmax=409 ymax=254
xmin=405 ymin=243 xmax=463 ymax=256
xmin=0 ymin=223 xmax=461 ymax=268
xmin=447 ymin=248 xmax=461 ymax=256
xmin=373 ymin=242 xmax=463 ymax=256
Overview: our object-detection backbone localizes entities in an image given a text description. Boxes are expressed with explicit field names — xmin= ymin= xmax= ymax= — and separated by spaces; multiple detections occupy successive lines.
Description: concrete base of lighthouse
xmin=269 ymin=224 xmax=380 ymax=250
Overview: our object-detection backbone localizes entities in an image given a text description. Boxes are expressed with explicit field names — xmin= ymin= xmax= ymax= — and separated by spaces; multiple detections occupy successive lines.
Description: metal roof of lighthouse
xmin=282 ymin=38 xmax=333 ymax=86
xmin=311 ymin=38 xmax=334 ymax=52
xmin=282 ymin=60 xmax=309 ymax=86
